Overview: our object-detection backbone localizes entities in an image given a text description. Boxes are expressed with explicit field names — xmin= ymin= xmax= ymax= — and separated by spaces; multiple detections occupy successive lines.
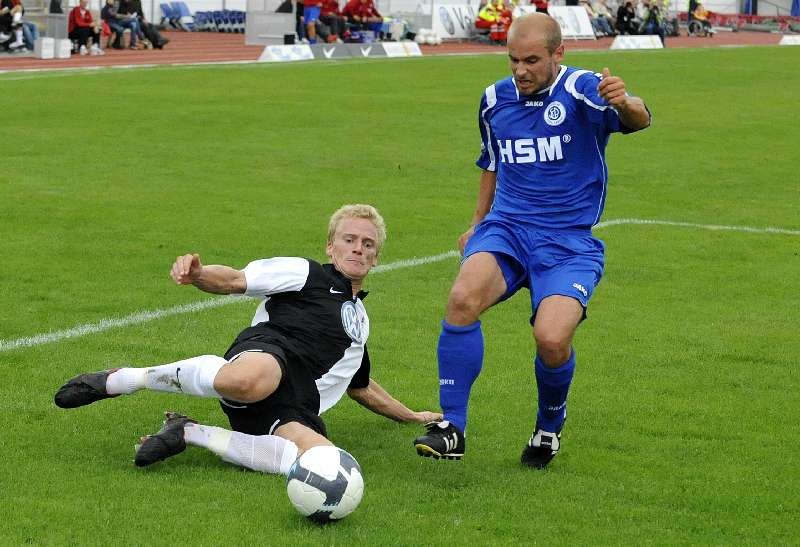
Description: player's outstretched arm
xmin=597 ymin=67 xmax=651 ymax=131
xmin=170 ymin=253 xmax=247 ymax=295
xmin=347 ymin=379 xmax=442 ymax=423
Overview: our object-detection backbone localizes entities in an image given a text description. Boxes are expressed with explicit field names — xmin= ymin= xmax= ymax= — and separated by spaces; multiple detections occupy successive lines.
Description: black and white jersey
xmin=230 ymin=257 xmax=370 ymax=413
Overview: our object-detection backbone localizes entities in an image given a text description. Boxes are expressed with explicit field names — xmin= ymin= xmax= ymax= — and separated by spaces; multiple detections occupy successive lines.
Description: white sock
xmin=105 ymin=367 xmax=147 ymax=395
xmin=106 ymin=355 xmax=226 ymax=397
xmin=184 ymin=424 xmax=298 ymax=476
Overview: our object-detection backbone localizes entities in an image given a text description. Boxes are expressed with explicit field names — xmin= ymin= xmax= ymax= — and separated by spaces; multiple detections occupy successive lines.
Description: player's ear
xmin=553 ymin=43 xmax=565 ymax=63
xmin=325 ymin=241 xmax=334 ymax=260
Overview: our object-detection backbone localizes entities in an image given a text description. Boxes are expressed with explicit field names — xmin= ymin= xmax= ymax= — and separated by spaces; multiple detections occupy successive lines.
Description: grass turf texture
xmin=1 ymin=47 xmax=798 ymax=544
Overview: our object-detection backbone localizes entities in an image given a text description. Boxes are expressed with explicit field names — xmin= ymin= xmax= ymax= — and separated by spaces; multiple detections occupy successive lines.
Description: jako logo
xmin=497 ymin=137 xmax=564 ymax=164
xmin=440 ymin=379 xmax=455 ymax=386
xmin=572 ymin=283 xmax=588 ymax=297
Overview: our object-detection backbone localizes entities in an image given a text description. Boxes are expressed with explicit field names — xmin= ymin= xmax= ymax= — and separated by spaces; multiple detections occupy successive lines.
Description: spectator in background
xmin=320 ymin=0 xmax=346 ymax=42
xmin=475 ymin=0 xmax=512 ymax=43
xmin=1 ymin=0 xmax=26 ymax=50
xmin=120 ymin=0 xmax=169 ymax=48
xmin=102 ymin=0 xmax=141 ymax=49
xmin=641 ymin=2 xmax=666 ymax=43
xmin=302 ymin=0 xmax=322 ymax=43
xmin=9 ymin=0 xmax=39 ymax=50
xmin=690 ymin=0 xmax=714 ymax=35
xmin=342 ymin=0 xmax=382 ymax=38
xmin=49 ymin=0 xmax=62 ymax=13
xmin=294 ymin=0 xmax=305 ymax=40
xmin=686 ymin=0 xmax=697 ymax=28
xmin=615 ymin=1 xmax=637 ymax=33
xmin=117 ymin=0 xmax=144 ymax=43
xmin=634 ymin=0 xmax=648 ymax=27
xmin=580 ymin=0 xmax=614 ymax=36
xmin=532 ymin=0 xmax=548 ymax=13
xmin=68 ymin=0 xmax=105 ymax=55
xmin=593 ymin=0 xmax=617 ymax=35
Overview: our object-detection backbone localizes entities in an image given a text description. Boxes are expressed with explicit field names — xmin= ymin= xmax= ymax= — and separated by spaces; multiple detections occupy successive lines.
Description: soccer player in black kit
xmin=55 ymin=204 xmax=440 ymax=476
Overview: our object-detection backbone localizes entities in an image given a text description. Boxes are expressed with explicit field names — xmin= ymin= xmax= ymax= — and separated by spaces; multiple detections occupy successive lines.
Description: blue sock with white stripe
xmin=438 ymin=320 xmax=483 ymax=434
xmin=535 ymin=350 xmax=575 ymax=432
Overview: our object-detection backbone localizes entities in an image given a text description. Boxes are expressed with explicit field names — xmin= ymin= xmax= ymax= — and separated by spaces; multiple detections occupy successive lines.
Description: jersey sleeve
xmin=475 ymin=84 xmax=500 ymax=172
xmin=347 ymin=345 xmax=371 ymax=389
xmin=242 ymin=257 xmax=310 ymax=297
xmin=568 ymin=70 xmax=647 ymax=135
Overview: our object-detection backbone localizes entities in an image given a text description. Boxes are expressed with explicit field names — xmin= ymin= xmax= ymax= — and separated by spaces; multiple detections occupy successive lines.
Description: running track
xmin=0 ymin=29 xmax=786 ymax=73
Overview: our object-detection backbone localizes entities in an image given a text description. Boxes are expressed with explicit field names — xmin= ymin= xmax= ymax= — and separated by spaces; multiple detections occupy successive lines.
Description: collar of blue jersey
xmin=514 ymin=65 xmax=566 ymax=100
xmin=515 ymin=81 xmax=552 ymax=100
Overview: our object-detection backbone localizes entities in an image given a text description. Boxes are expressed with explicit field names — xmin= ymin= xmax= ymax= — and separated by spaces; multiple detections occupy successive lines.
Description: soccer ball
xmin=286 ymin=445 xmax=364 ymax=523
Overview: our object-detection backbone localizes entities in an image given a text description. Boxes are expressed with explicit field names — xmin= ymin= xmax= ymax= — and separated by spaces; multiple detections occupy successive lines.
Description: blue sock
xmin=438 ymin=320 xmax=483 ymax=433
xmin=535 ymin=350 xmax=575 ymax=432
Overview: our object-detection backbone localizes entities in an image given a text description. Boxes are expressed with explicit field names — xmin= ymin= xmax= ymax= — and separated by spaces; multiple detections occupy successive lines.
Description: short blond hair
xmin=327 ymin=204 xmax=387 ymax=254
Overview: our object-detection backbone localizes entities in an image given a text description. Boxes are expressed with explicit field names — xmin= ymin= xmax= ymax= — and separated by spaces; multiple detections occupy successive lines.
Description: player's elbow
xmin=347 ymin=387 xmax=369 ymax=403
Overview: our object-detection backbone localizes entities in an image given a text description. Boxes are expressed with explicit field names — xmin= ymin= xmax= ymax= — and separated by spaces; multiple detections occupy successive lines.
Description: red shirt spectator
xmin=342 ymin=0 xmax=380 ymax=20
xmin=321 ymin=0 xmax=340 ymax=17
xmin=68 ymin=2 xmax=94 ymax=33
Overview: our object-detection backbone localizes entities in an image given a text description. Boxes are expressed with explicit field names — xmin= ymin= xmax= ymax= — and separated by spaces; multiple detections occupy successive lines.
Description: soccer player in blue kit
xmin=413 ymin=12 xmax=651 ymax=468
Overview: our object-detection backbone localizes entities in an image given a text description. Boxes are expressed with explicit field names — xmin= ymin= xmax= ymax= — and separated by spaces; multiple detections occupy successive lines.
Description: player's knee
xmin=445 ymin=286 xmax=483 ymax=324
xmin=215 ymin=371 xmax=274 ymax=403
xmin=535 ymin=336 xmax=571 ymax=367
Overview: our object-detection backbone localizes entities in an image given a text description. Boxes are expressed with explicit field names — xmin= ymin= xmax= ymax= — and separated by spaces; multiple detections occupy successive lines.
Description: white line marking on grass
xmin=0 ymin=55 xmax=405 ymax=79
xmin=0 ymin=251 xmax=460 ymax=352
xmin=595 ymin=218 xmax=800 ymax=236
xmin=2 ymin=219 xmax=797 ymax=352
xmin=372 ymin=250 xmax=460 ymax=273
xmin=0 ymin=298 xmax=235 ymax=352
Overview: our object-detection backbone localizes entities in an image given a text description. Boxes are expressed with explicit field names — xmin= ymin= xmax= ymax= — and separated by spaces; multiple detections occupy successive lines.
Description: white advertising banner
xmin=403 ymin=41 xmax=424 ymax=56
xmin=431 ymin=3 xmax=478 ymax=39
xmin=258 ymin=44 xmax=315 ymax=62
xmin=381 ymin=41 xmax=425 ymax=56
xmin=544 ymin=6 xmax=596 ymax=40
xmin=609 ymin=35 xmax=664 ymax=49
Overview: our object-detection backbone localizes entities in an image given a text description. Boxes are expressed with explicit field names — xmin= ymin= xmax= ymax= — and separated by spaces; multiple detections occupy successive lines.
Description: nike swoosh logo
xmin=323 ymin=47 xmax=335 ymax=58
xmin=330 ymin=288 xmax=343 ymax=294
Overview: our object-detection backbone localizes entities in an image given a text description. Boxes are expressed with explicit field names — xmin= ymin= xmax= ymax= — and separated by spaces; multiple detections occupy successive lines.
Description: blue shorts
xmin=303 ymin=5 xmax=321 ymax=24
xmin=463 ymin=217 xmax=605 ymax=322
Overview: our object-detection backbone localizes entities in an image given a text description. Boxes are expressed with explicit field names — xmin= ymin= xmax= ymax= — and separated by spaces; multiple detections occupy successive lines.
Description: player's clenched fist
xmin=597 ymin=67 xmax=629 ymax=108
xmin=171 ymin=253 xmax=202 ymax=285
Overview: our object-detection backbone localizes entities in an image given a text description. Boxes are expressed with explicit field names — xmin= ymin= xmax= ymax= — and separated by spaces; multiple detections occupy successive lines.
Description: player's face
xmin=326 ymin=217 xmax=379 ymax=283
xmin=507 ymin=36 xmax=564 ymax=95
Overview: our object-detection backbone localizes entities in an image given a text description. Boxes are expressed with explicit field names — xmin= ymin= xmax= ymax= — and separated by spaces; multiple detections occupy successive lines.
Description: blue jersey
xmin=476 ymin=65 xmax=637 ymax=230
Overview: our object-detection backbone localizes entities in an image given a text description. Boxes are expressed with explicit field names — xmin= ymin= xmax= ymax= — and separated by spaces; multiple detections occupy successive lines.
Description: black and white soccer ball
xmin=286 ymin=445 xmax=364 ymax=523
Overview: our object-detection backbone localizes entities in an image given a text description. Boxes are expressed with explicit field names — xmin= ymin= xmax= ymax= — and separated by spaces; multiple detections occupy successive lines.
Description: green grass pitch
xmin=1 ymin=46 xmax=798 ymax=544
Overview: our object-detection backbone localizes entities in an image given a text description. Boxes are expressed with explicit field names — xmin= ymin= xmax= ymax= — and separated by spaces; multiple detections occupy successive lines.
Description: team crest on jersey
xmin=340 ymin=301 xmax=367 ymax=344
xmin=544 ymin=101 xmax=566 ymax=126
